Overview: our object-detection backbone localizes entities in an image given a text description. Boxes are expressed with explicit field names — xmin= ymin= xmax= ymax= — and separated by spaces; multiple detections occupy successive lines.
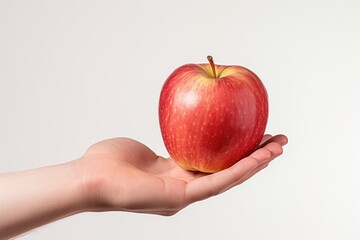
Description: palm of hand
xmin=79 ymin=135 xmax=286 ymax=216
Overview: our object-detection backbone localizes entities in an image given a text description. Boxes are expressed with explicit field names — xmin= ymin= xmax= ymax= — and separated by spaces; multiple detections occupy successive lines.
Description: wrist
xmin=71 ymin=157 xmax=109 ymax=212
xmin=63 ymin=160 xmax=91 ymax=213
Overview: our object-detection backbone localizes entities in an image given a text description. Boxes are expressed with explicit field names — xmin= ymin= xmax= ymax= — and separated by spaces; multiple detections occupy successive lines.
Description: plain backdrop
xmin=1 ymin=0 xmax=360 ymax=239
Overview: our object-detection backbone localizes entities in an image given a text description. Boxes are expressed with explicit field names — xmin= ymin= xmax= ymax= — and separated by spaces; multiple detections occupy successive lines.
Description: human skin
xmin=0 ymin=134 xmax=287 ymax=239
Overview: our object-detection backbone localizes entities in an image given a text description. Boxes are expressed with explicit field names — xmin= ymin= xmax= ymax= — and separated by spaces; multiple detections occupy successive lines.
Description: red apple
xmin=159 ymin=56 xmax=268 ymax=173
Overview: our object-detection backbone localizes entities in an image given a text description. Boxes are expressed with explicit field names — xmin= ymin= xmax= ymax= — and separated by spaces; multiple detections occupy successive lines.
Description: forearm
xmin=0 ymin=161 xmax=86 ymax=239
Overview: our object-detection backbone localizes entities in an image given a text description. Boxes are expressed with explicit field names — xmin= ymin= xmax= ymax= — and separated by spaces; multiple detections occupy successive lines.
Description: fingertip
xmin=268 ymin=134 xmax=288 ymax=146
xmin=277 ymin=134 xmax=288 ymax=146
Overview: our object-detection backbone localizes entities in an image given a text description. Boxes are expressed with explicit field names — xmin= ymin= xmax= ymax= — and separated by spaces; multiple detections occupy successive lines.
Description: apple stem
xmin=207 ymin=55 xmax=217 ymax=78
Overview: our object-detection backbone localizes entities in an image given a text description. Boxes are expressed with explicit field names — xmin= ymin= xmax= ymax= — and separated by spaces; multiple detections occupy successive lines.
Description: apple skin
xmin=159 ymin=60 xmax=268 ymax=173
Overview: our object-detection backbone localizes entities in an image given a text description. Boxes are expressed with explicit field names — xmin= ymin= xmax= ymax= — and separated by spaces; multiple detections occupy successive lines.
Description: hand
xmin=0 ymin=134 xmax=287 ymax=239
xmin=77 ymin=134 xmax=288 ymax=216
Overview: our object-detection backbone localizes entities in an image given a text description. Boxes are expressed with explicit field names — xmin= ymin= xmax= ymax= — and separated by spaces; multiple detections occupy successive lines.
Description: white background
xmin=1 ymin=0 xmax=360 ymax=239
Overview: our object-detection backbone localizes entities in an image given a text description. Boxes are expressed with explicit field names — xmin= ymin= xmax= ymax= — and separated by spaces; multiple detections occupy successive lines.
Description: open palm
xmin=78 ymin=134 xmax=287 ymax=215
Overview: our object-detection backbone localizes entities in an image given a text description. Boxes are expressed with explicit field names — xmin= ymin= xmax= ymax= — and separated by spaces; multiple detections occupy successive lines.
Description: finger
xmin=236 ymin=161 xmax=270 ymax=186
xmin=251 ymin=142 xmax=282 ymax=162
xmin=218 ymin=140 xmax=284 ymax=194
xmin=260 ymin=134 xmax=273 ymax=145
xmin=219 ymin=161 xmax=270 ymax=194
xmin=185 ymin=155 xmax=263 ymax=203
xmin=228 ymin=138 xmax=287 ymax=190
xmin=185 ymin=139 xmax=286 ymax=204
xmin=258 ymin=134 xmax=288 ymax=149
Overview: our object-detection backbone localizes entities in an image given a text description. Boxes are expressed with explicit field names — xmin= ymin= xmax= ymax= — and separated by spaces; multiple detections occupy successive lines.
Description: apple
xmin=159 ymin=56 xmax=268 ymax=173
